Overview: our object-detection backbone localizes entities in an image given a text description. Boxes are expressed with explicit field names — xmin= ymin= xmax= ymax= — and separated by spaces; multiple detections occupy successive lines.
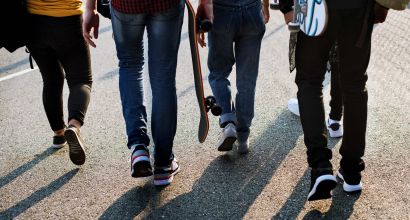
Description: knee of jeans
xmin=150 ymin=77 xmax=176 ymax=93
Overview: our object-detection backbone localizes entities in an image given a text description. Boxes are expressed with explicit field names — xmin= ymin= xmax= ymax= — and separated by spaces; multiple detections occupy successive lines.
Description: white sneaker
xmin=154 ymin=158 xmax=180 ymax=186
xmin=337 ymin=169 xmax=362 ymax=193
xmin=217 ymin=123 xmax=237 ymax=151
xmin=326 ymin=118 xmax=343 ymax=138
xmin=287 ymin=98 xmax=300 ymax=116
xmin=236 ymin=139 xmax=249 ymax=155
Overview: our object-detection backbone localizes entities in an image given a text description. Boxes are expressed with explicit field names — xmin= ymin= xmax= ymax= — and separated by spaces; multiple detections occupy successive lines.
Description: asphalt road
xmin=0 ymin=7 xmax=409 ymax=220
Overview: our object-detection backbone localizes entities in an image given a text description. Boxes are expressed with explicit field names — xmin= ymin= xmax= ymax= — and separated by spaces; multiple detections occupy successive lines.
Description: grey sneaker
xmin=217 ymin=123 xmax=237 ymax=151
xmin=236 ymin=139 xmax=249 ymax=154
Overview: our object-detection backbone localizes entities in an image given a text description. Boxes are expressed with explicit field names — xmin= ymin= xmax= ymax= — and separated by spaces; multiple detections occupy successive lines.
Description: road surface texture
xmin=1 ymin=5 xmax=409 ymax=220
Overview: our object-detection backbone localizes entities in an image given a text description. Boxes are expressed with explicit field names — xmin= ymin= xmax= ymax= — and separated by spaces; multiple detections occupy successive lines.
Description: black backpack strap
xmin=25 ymin=47 xmax=34 ymax=69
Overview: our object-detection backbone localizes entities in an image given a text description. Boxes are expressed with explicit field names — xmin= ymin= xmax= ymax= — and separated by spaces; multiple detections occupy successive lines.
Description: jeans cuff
xmin=219 ymin=113 xmax=237 ymax=127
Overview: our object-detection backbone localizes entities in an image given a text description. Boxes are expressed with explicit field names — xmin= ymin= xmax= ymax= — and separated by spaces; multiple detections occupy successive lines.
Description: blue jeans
xmin=111 ymin=1 xmax=184 ymax=166
xmin=208 ymin=0 xmax=265 ymax=142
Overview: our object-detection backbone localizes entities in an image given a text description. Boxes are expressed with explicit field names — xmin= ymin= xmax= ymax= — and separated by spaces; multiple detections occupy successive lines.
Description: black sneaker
xmin=52 ymin=135 xmax=67 ymax=149
xmin=154 ymin=158 xmax=180 ymax=186
xmin=307 ymin=167 xmax=337 ymax=201
xmin=130 ymin=144 xmax=153 ymax=178
xmin=337 ymin=169 xmax=362 ymax=193
xmin=64 ymin=125 xmax=86 ymax=165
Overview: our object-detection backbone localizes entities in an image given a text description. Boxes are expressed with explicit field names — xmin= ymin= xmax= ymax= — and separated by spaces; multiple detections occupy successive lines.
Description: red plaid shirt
xmin=111 ymin=0 xmax=180 ymax=14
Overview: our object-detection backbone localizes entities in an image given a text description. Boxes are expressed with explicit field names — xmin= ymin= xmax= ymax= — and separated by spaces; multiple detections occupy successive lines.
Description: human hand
xmin=82 ymin=8 xmax=100 ymax=47
xmin=197 ymin=33 xmax=206 ymax=47
xmin=283 ymin=10 xmax=293 ymax=24
xmin=197 ymin=0 xmax=213 ymax=29
xmin=262 ymin=4 xmax=270 ymax=23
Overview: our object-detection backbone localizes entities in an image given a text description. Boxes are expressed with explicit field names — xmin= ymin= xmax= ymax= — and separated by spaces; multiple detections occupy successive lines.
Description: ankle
xmin=54 ymin=128 xmax=65 ymax=137
xmin=68 ymin=119 xmax=81 ymax=130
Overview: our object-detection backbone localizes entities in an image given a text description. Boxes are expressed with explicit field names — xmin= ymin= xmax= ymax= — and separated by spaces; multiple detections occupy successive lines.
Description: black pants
xmin=329 ymin=59 xmax=343 ymax=121
xmin=27 ymin=15 xmax=92 ymax=131
xmin=295 ymin=8 xmax=371 ymax=172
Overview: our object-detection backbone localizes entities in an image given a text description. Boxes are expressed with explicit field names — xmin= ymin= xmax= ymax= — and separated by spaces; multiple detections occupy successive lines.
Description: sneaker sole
xmin=217 ymin=136 xmax=237 ymax=151
xmin=337 ymin=171 xmax=363 ymax=193
xmin=328 ymin=130 xmax=343 ymax=138
xmin=154 ymin=166 xmax=181 ymax=186
xmin=52 ymin=142 xmax=67 ymax=149
xmin=65 ymin=129 xmax=86 ymax=165
xmin=131 ymin=161 xmax=153 ymax=178
xmin=307 ymin=174 xmax=337 ymax=201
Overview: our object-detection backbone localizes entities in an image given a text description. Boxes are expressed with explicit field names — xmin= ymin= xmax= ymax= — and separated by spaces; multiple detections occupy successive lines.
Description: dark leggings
xmin=27 ymin=15 xmax=92 ymax=131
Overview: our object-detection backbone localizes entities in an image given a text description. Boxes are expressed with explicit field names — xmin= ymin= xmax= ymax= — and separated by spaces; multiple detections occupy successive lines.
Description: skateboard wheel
xmin=288 ymin=22 xmax=300 ymax=32
xmin=270 ymin=3 xmax=280 ymax=10
xmin=211 ymin=105 xmax=222 ymax=116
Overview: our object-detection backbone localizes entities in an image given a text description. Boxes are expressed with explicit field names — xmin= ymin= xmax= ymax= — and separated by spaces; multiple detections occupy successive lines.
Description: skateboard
xmin=270 ymin=0 xmax=328 ymax=37
xmin=185 ymin=0 xmax=222 ymax=143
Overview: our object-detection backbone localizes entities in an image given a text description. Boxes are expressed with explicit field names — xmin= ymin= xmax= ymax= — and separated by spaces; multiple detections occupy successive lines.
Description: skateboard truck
xmin=288 ymin=0 xmax=301 ymax=32
xmin=269 ymin=0 xmax=280 ymax=10
xmin=205 ymin=96 xmax=222 ymax=116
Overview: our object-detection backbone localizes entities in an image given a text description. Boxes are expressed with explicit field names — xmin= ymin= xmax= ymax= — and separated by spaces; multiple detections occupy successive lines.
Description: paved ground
xmin=0 ymin=6 xmax=409 ymax=220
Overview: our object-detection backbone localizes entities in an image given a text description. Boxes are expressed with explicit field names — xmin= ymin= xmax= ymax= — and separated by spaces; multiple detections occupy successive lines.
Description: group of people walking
xmin=16 ymin=0 xmax=409 ymax=201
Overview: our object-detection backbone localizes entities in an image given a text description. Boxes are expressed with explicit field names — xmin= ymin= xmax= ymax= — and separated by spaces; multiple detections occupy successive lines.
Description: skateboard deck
xmin=295 ymin=0 xmax=328 ymax=36
xmin=185 ymin=0 xmax=221 ymax=143
xmin=270 ymin=0 xmax=328 ymax=37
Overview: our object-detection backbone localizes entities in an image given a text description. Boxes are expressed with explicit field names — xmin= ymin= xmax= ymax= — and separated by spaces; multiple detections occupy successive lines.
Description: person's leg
xmin=295 ymin=9 xmax=340 ymax=201
xmin=208 ymin=4 xmax=237 ymax=151
xmin=234 ymin=3 xmax=265 ymax=154
xmin=336 ymin=8 xmax=371 ymax=192
xmin=46 ymin=15 xmax=92 ymax=165
xmin=56 ymin=16 xmax=93 ymax=129
xmin=147 ymin=0 xmax=184 ymax=186
xmin=111 ymin=8 xmax=149 ymax=148
xmin=111 ymin=8 xmax=153 ymax=176
xmin=329 ymin=57 xmax=343 ymax=121
xmin=27 ymin=15 xmax=66 ymax=148
xmin=327 ymin=45 xmax=344 ymax=138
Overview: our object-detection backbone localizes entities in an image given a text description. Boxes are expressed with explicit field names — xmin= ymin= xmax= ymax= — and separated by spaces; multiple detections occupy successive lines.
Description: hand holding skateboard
xmin=186 ymin=0 xmax=221 ymax=143
xmin=270 ymin=0 xmax=328 ymax=37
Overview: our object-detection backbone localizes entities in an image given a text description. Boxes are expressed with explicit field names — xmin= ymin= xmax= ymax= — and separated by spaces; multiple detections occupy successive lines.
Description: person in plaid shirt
xmin=83 ymin=0 xmax=213 ymax=186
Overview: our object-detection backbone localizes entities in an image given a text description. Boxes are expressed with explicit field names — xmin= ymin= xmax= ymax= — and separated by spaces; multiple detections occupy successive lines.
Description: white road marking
xmin=0 ymin=67 xmax=38 ymax=82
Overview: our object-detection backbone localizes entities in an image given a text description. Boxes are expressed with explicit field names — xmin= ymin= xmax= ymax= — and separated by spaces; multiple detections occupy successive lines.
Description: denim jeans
xmin=208 ymin=0 xmax=265 ymax=142
xmin=110 ymin=1 xmax=184 ymax=166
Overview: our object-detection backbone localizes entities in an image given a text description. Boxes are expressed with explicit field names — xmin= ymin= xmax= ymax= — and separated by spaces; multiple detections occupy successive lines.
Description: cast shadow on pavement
xmin=99 ymin=182 xmax=158 ymax=220
xmin=143 ymin=110 xmax=304 ymax=219
xmin=0 ymin=168 xmax=79 ymax=219
xmin=0 ymin=146 xmax=60 ymax=188
xmin=0 ymin=58 xmax=29 ymax=75
xmin=301 ymin=188 xmax=361 ymax=220
xmin=272 ymin=138 xmax=349 ymax=219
